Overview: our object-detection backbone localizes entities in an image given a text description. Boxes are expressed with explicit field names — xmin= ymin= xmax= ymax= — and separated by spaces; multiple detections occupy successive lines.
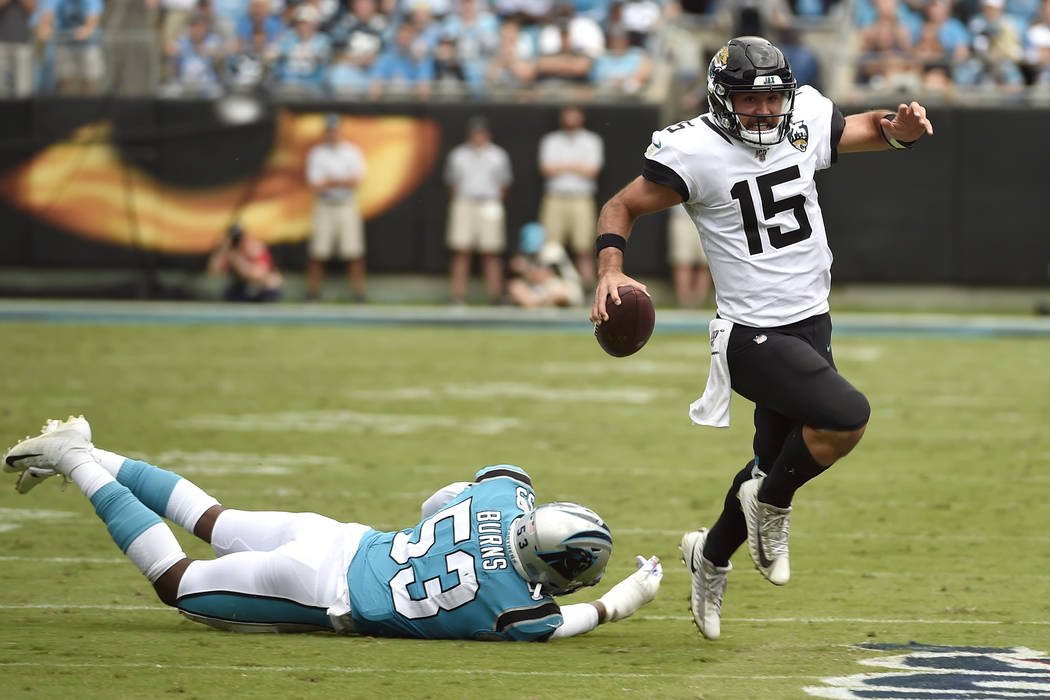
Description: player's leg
xmin=727 ymin=315 xmax=870 ymax=584
xmin=92 ymin=448 xmax=349 ymax=558
xmin=5 ymin=420 xmax=190 ymax=603
xmin=172 ymin=520 xmax=371 ymax=633
xmin=703 ymin=406 xmax=794 ymax=566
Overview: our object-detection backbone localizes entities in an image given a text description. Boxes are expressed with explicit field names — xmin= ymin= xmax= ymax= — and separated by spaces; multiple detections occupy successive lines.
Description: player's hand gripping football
xmin=591 ymin=273 xmax=648 ymax=324
xmin=597 ymin=555 xmax=663 ymax=622
xmin=880 ymin=101 xmax=934 ymax=142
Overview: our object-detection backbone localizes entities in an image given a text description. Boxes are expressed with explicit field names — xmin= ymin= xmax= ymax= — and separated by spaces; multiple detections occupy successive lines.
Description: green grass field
xmin=1 ymin=316 xmax=1048 ymax=699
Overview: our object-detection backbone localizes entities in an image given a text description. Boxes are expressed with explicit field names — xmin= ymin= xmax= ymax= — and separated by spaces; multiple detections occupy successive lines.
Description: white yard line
xmin=0 ymin=659 xmax=819 ymax=680
xmin=0 ymin=604 xmax=1046 ymax=626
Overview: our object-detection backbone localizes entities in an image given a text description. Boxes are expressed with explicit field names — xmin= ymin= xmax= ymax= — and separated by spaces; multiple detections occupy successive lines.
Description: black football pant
xmin=703 ymin=313 xmax=870 ymax=566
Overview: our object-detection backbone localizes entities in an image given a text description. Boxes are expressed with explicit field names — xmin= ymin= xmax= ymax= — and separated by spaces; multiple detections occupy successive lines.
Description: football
xmin=594 ymin=286 xmax=655 ymax=357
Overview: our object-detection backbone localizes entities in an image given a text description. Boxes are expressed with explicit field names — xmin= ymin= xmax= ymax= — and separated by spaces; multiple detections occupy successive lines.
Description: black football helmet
xmin=707 ymin=36 xmax=798 ymax=148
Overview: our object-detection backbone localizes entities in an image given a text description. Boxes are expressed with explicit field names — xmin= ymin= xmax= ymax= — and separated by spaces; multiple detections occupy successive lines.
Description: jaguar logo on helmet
xmin=706 ymin=36 xmax=799 ymax=149
xmin=790 ymin=123 xmax=809 ymax=152
xmin=713 ymin=45 xmax=730 ymax=70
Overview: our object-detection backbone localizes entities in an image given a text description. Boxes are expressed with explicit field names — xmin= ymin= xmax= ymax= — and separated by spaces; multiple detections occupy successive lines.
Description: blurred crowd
xmin=2 ymin=0 xmax=1048 ymax=98
xmin=0 ymin=0 xmax=679 ymax=97
xmin=855 ymin=0 xmax=1050 ymax=93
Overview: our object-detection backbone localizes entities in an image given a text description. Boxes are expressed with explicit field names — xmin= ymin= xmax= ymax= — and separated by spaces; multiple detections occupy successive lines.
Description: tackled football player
xmin=5 ymin=416 xmax=662 ymax=641
xmin=590 ymin=36 xmax=933 ymax=640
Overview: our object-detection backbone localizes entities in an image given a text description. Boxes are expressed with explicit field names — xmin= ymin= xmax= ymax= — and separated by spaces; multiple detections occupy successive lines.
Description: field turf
xmin=1 ymin=315 xmax=1048 ymax=698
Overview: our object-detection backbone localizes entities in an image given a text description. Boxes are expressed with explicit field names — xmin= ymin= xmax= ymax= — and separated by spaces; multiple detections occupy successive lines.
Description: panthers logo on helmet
xmin=790 ymin=123 xmax=809 ymax=152
xmin=713 ymin=45 xmax=729 ymax=70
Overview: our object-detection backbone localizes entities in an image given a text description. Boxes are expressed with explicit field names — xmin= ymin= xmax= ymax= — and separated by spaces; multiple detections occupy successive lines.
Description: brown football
xmin=594 ymin=286 xmax=655 ymax=357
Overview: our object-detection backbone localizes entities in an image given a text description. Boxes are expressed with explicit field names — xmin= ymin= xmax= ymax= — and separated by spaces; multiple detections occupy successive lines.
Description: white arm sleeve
xmin=548 ymin=603 xmax=599 ymax=640
xmin=420 ymin=482 xmax=472 ymax=519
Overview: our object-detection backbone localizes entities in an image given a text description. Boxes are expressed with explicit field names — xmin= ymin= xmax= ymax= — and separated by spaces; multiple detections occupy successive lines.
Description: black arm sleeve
xmin=829 ymin=103 xmax=846 ymax=164
xmin=641 ymin=158 xmax=688 ymax=202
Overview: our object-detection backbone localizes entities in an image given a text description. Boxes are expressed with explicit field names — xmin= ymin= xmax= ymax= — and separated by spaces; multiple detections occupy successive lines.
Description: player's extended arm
xmin=591 ymin=177 xmax=682 ymax=322
xmin=549 ymin=556 xmax=663 ymax=640
xmin=839 ymin=102 xmax=934 ymax=154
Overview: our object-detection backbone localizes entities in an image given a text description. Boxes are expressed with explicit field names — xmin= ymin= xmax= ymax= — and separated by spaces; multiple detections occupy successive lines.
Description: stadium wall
xmin=0 ymin=99 xmax=1046 ymax=287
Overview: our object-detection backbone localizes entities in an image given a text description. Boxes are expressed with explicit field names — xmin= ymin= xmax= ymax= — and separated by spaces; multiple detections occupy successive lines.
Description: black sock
xmin=758 ymin=428 xmax=826 ymax=509
xmin=702 ymin=462 xmax=756 ymax=567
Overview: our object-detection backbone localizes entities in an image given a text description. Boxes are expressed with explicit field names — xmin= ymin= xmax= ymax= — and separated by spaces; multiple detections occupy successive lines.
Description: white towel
xmin=689 ymin=318 xmax=734 ymax=428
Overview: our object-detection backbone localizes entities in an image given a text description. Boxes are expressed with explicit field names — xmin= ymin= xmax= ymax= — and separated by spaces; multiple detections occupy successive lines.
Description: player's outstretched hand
xmin=597 ymin=555 xmax=663 ymax=622
xmin=881 ymin=101 xmax=934 ymax=142
xmin=591 ymin=273 xmax=648 ymax=324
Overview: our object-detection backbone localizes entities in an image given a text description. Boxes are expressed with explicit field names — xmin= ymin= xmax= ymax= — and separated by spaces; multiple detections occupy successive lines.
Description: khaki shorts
xmin=446 ymin=197 xmax=505 ymax=253
xmin=668 ymin=206 xmax=707 ymax=266
xmin=310 ymin=199 xmax=365 ymax=260
xmin=54 ymin=43 xmax=104 ymax=84
xmin=539 ymin=193 xmax=596 ymax=254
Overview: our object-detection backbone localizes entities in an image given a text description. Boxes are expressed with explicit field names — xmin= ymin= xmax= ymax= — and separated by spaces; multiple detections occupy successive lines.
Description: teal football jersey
xmin=346 ymin=465 xmax=563 ymax=641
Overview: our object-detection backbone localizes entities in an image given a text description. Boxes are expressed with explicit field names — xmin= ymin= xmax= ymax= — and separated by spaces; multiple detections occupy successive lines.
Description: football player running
xmin=4 ymin=416 xmax=662 ymax=641
xmin=590 ymin=36 xmax=933 ymax=641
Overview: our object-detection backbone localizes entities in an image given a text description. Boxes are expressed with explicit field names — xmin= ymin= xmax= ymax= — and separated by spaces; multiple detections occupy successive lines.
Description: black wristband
xmin=881 ymin=113 xmax=917 ymax=150
xmin=596 ymin=233 xmax=627 ymax=256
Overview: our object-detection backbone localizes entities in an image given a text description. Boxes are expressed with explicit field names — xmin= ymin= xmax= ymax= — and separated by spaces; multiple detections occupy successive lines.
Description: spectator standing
xmin=36 ymin=0 xmax=104 ymax=95
xmin=444 ymin=115 xmax=512 ymax=306
xmin=305 ymin=113 xmax=368 ymax=302
xmin=667 ymin=203 xmax=710 ymax=308
xmin=207 ymin=223 xmax=284 ymax=302
xmin=0 ymin=0 xmax=35 ymax=96
xmin=537 ymin=105 xmax=603 ymax=289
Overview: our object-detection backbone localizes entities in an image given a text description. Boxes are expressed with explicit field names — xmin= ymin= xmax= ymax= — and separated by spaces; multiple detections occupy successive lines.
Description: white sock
xmin=90 ymin=448 xmax=128 ymax=476
xmin=125 ymin=523 xmax=187 ymax=582
xmin=167 ymin=479 xmax=220 ymax=533
xmin=67 ymin=457 xmax=114 ymax=500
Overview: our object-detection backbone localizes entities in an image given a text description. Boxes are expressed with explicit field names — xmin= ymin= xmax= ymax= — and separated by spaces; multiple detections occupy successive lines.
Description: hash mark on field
xmin=0 ymin=556 xmax=129 ymax=564
xmin=349 ymin=382 xmax=664 ymax=404
xmin=176 ymin=410 xmax=519 ymax=435
xmin=0 ymin=660 xmax=820 ymax=680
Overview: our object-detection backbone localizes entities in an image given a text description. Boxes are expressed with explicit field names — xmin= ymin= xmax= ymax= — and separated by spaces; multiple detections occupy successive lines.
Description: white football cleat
xmin=4 ymin=416 xmax=93 ymax=493
xmin=737 ymin=477 xmax=791 ymax=585
xmin=680 ymin=528 xmax=731 ymax=640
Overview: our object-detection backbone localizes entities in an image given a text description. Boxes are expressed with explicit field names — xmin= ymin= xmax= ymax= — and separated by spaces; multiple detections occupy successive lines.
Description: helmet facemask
xmin=707 ymin=36 xmax=799 ymax=148
xmin=509 ymin=503 xmax=613 ymax=597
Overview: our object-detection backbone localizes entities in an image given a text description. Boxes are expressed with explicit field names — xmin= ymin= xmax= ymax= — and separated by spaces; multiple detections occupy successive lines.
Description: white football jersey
xmin=644 ymin=86 xmax=845 ymax=327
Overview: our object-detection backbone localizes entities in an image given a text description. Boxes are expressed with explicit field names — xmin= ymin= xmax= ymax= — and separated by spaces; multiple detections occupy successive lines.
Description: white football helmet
xmin=509 ymin=502 xmax=613 ymax=596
